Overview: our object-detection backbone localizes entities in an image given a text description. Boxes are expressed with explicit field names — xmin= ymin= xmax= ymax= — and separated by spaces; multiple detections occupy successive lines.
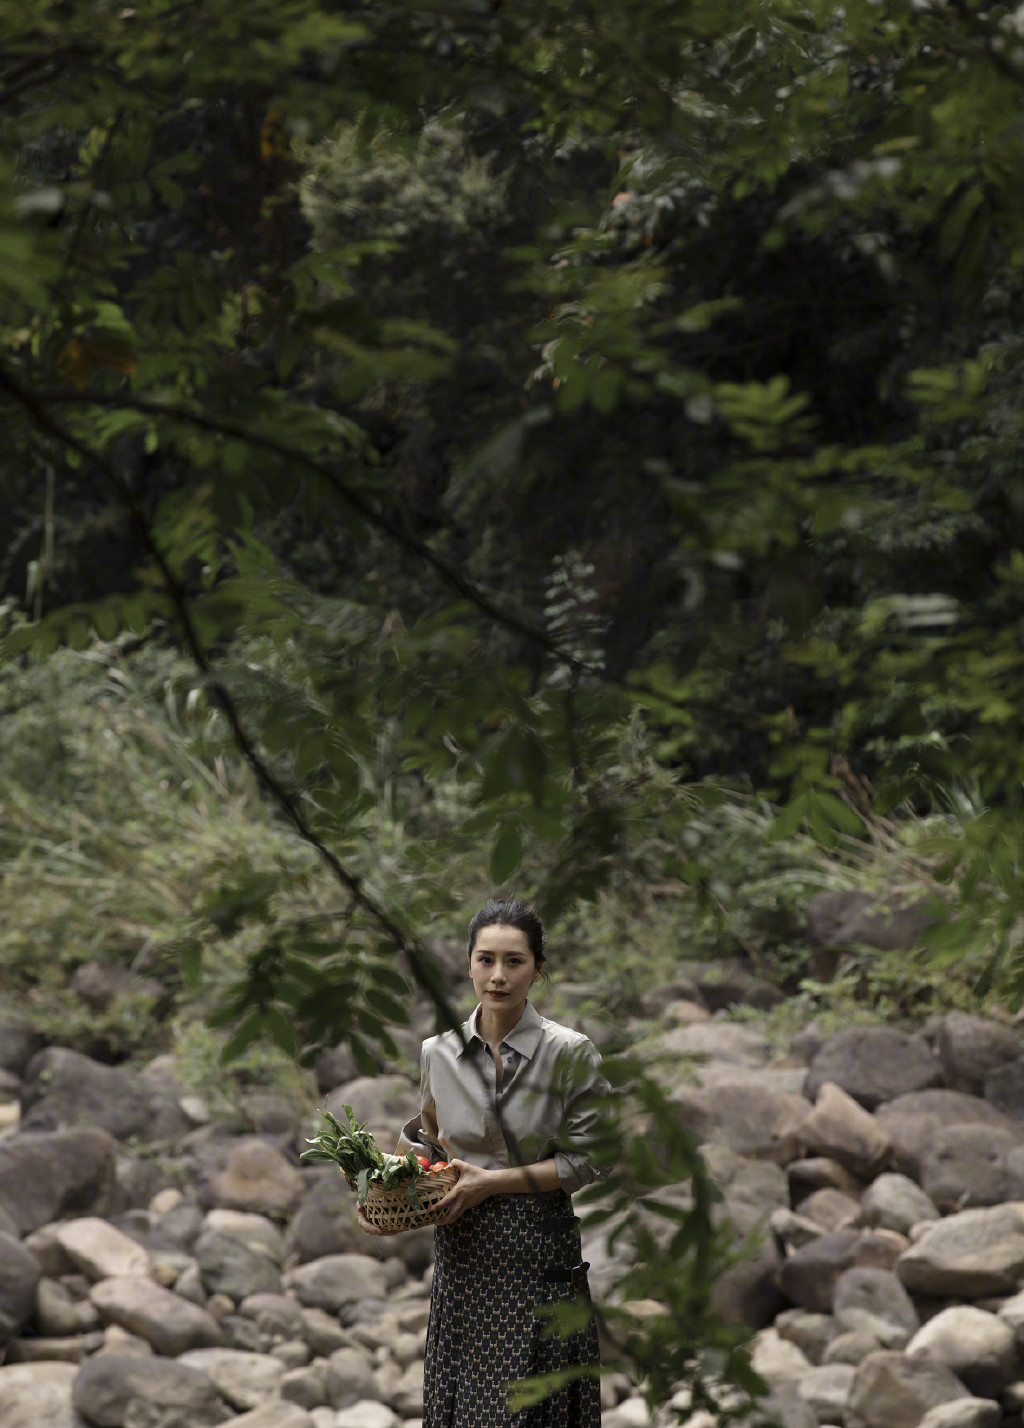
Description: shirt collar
xmin=458 ymin=999 xmax=544 ymax=1060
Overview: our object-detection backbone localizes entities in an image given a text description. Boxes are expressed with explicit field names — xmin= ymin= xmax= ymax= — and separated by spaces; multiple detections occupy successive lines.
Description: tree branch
xmin=0 ymin=362 xmax=462 ymax=1035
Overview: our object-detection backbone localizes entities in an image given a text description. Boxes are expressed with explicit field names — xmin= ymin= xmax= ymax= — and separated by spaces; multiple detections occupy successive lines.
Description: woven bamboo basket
xmin=347 ymin=1166 xmax=459 ymax=1232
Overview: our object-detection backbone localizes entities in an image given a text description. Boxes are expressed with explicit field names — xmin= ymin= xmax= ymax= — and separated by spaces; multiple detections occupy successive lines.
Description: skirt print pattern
xmin=423 ymin=1192 xmax=601 ymax=1428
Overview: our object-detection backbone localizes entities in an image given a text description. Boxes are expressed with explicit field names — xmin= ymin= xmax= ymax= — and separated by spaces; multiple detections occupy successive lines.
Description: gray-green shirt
xmin=397 ymin=1000 xmax=611 ymax=1194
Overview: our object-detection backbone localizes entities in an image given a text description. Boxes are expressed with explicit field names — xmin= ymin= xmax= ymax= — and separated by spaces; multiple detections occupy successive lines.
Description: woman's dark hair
xmin=467 ymin=896 xmax=546 ymax=967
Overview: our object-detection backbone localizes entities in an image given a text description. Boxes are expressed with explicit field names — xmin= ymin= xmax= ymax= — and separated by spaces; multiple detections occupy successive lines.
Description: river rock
xmin=391 ymin=1359 xmax=425 ymax=1417
xmin=845 ymin=1351 xmax=972 ymax=1428
xmin=778 ymin=1230 xmax=862 ymax=1314
xmin=822 ymin=1329 xmax=882 ymax=1365
xmin=0 ymin=1361 xmax=78 ymax=1428
xmin=805 ymin=890 xmax=933 ymax=959
xmin=178 ymin=1347 xmax=285 ymax=1410
xmin=322 ymin=1076 xmax=419 ymax=1147
xmin=875 ymin=1091 xmax=1018 ymax=1179
xmin=935 ymin=1012 xmax=1022 ymax=1095
xmin=20 ymin=1049 xmax=188 ymax=1144
xmin=0 ymin=1233 xmax=40 ymax=1350
xmin=677 ymin=959 xmax=785 ymax=1013
xmin=335 ymin=1404 xmax=400 ymax=1428
xmin=324 ymin=1345 xmax=376 ymax=1409
xmin=750 ymin=1327 xmax=813 ymax=1382
xmin=0 ymin=1129 xmax=118 ymax=1234
xmin=861 ymin=1173 xmax=940 ymax=1235
xmin=204 ymin=1209 xmax=284 ymax=1263
xmin=788 ymin=1158 xmax=863 ymax=1199
xmin=796 ymin=1188 xmax=862 ymax=1231
xmin=72 ymin=1354 xmax=230 ymax=1428
xmin=897 ymin=1204 xmax=1024 ymax=1297
xmin=6 ymin=1330 xmax=104 ymax=1362
xmin=906 ymin=1305 xmax=1017 ymax=1395
xmin=774 ymin=1308 xmax=838 ymax=1364
xmin=301 ymin=1306 xmax=351 ymax=1356
xmin=671 ymin=1083 xmax=809 ymax=1164
xmin=919 ymin=1124 xmax=1021 ymax=1211
xmin=833 ymin=1267 xmax=919 ymax=1349
xmin=56 ymin=1218 xmax=151 ymax=1281
xmin=795 ymin=1363 xmax=854 ymax=1422
xmin=238 ymin=1291 xmax=305 ymax=1339
xmin=287 ymin=1253 xmax=388 ymax=1314
xmin=0 ymin=1022 xmax=45 ymax=1076
xmin=800 ymin=1083 xmax=891 ymax=1178
xmin=281 ymin=1360 xmax=328 ymax=1408
xmin=917 ymin=1403 xmax=1002 ymax=1428
xmin=644 ymin=1021 xmax=771 ymax=1070
xmin=804 ymin=1028 xmax=940 ymax=1110
xmin=982 ymin=1058 xmax=1024 ymax=1120
xmin=213 ymin=1139 xmax=304 ymax=1218
xmin=90 ymin=1276 xmax=224 ymax=1356
xmin=194 ymin=1228 xmax=282 ymax=1299
xmin=227 ymin=1407 xmax=315 ymax=1428
xmin=710 ymin=1239 xmax=784 ymax=1328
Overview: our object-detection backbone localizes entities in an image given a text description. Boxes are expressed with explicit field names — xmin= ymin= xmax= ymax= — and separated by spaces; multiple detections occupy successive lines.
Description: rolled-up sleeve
xmin=552 ymin=1038 xmax=613 ymax=1194
xmin=395 ymin=1040 xmax=443 ymax=1157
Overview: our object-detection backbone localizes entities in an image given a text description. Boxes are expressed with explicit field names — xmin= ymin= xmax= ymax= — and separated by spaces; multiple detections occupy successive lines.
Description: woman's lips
xmin=487 ymin=990 xmax=508 ymax=997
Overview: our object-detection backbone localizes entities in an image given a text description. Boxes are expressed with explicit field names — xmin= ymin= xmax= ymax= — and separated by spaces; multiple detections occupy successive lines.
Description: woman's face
xmin=469 ymin=923 xmax=540 ymax=1012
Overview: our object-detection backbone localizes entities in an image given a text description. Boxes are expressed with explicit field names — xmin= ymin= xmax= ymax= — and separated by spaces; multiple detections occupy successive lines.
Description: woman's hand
xmin=356 ymin=1205 xmax=402 ymax=1236
xmin=433 ymin=1160 xmax=496 ymax=1225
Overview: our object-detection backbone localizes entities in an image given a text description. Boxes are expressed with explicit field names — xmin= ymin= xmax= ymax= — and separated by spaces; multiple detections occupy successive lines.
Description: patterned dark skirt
xmin=423 ymin=1191 xmax=601 ymax=1428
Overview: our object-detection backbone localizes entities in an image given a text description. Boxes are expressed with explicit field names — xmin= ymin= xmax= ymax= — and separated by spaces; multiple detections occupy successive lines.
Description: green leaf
xmin=490 ymin=822 xmax=523 ymax=883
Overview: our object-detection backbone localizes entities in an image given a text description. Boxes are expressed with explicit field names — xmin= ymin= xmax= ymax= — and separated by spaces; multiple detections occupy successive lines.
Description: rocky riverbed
xmin=6 ymin=965 xmax=1024 ymax=1428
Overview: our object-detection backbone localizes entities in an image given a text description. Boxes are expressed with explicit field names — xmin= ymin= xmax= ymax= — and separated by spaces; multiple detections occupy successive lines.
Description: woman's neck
xmin=476 ymin=997 xmax=527 ymax=1046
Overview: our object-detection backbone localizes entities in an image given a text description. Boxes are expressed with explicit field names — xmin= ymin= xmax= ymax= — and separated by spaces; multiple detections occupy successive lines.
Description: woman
xmin=358 ymin=895 xmax=611 ymax=1427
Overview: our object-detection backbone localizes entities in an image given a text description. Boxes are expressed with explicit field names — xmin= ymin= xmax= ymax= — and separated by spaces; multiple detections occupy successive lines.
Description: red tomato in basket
xmin=430 ymin=1161 xmax=448 ymax=1172
xmin=415 ymin=1156 xmax=431 ymax=1170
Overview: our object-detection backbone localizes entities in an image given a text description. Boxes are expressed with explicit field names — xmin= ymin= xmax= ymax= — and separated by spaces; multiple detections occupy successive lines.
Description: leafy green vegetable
xmin=301 ymin=1102 xmax=424 ymax=1204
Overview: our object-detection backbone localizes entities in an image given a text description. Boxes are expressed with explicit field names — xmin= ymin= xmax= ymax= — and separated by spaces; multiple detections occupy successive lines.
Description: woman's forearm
xmin=487 ymin=1159 xmax=563 ymax=1195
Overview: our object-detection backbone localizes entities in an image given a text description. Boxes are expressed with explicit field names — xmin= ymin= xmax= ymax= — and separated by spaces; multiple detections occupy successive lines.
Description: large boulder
xmin=800 ymin=1082 xmax=892 ymax=1178
xmin=193 ymin=1228 xmax=282 ymax=1300
xmin=875 ymin=1090 xmax=1019 ymax=1179
xmin=709 ymin=1240 xmax=785 ymax=1329
xmin=983 ymin=1058 xmax=1024 ymax=1120
xmin=805 ymin=890 xmax=934 ymax=959
xmin=0 ymin=1361 xmax=78 ymax=1428
xmin=641 ymin=1022 xmax=771 ymax=1071
xmin=238 ymin=1292 xmax=306 ymax=1339
xmin=919 ymin=1124 xmax=1021 ymax=1211
xmin=72 ymin=1354 xmax=230 ymax=1427
xmin=0 ymin=1234 xmax=41 ymax=1352
xmin=897 ymin=1203 xmax=1024 ymax=1298
xmin=845 ymin=1351 xmax=972 ymax=1428
xmin=20 ymin=1050 xmax=188 ymax=1144
xmin=0 ymin=1128 xmax=118 ymax=1235
xmin=804 ymin=1028 xmax=941 ymax=1110
xmin=286 ymin=1254 xmax=391 ymax=1315
xmin=90 ymin=1276 xmax=224 ymax=1356
xmin=0 ymin=1023 xmax=45 ymax=1076
xmin=917 ymin=1403 xmax=1001 ymax=1428
xmin=212 ymin=1139 xmax=304 ymax=1219
xmin=832 ymin=1267 xmax=919 ymax=1349
xmin=321 ymin=1075 xmax=419 ymax=1149
xmin=674 ymin=960 xmax=785 ymax=1013
xmin=177 ymin=1348 xmax=285 ymax=1411
xmin=906 ymin=1306 xmax=1017 ymax=1396
xmin=935 ymin=1012 xmax=1022 ymax=1096
xmin=669 ymin=1083 xmax=809 ymax=1164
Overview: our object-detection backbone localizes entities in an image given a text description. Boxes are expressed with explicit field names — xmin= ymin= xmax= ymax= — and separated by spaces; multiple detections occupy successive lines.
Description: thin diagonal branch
xmin=0 ymin=362 xmax=462 ymax=1036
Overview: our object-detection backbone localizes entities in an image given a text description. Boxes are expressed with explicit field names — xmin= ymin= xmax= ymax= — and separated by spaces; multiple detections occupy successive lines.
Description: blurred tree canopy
xmin=5 ymin=0 xmax=1024 ymax=1015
